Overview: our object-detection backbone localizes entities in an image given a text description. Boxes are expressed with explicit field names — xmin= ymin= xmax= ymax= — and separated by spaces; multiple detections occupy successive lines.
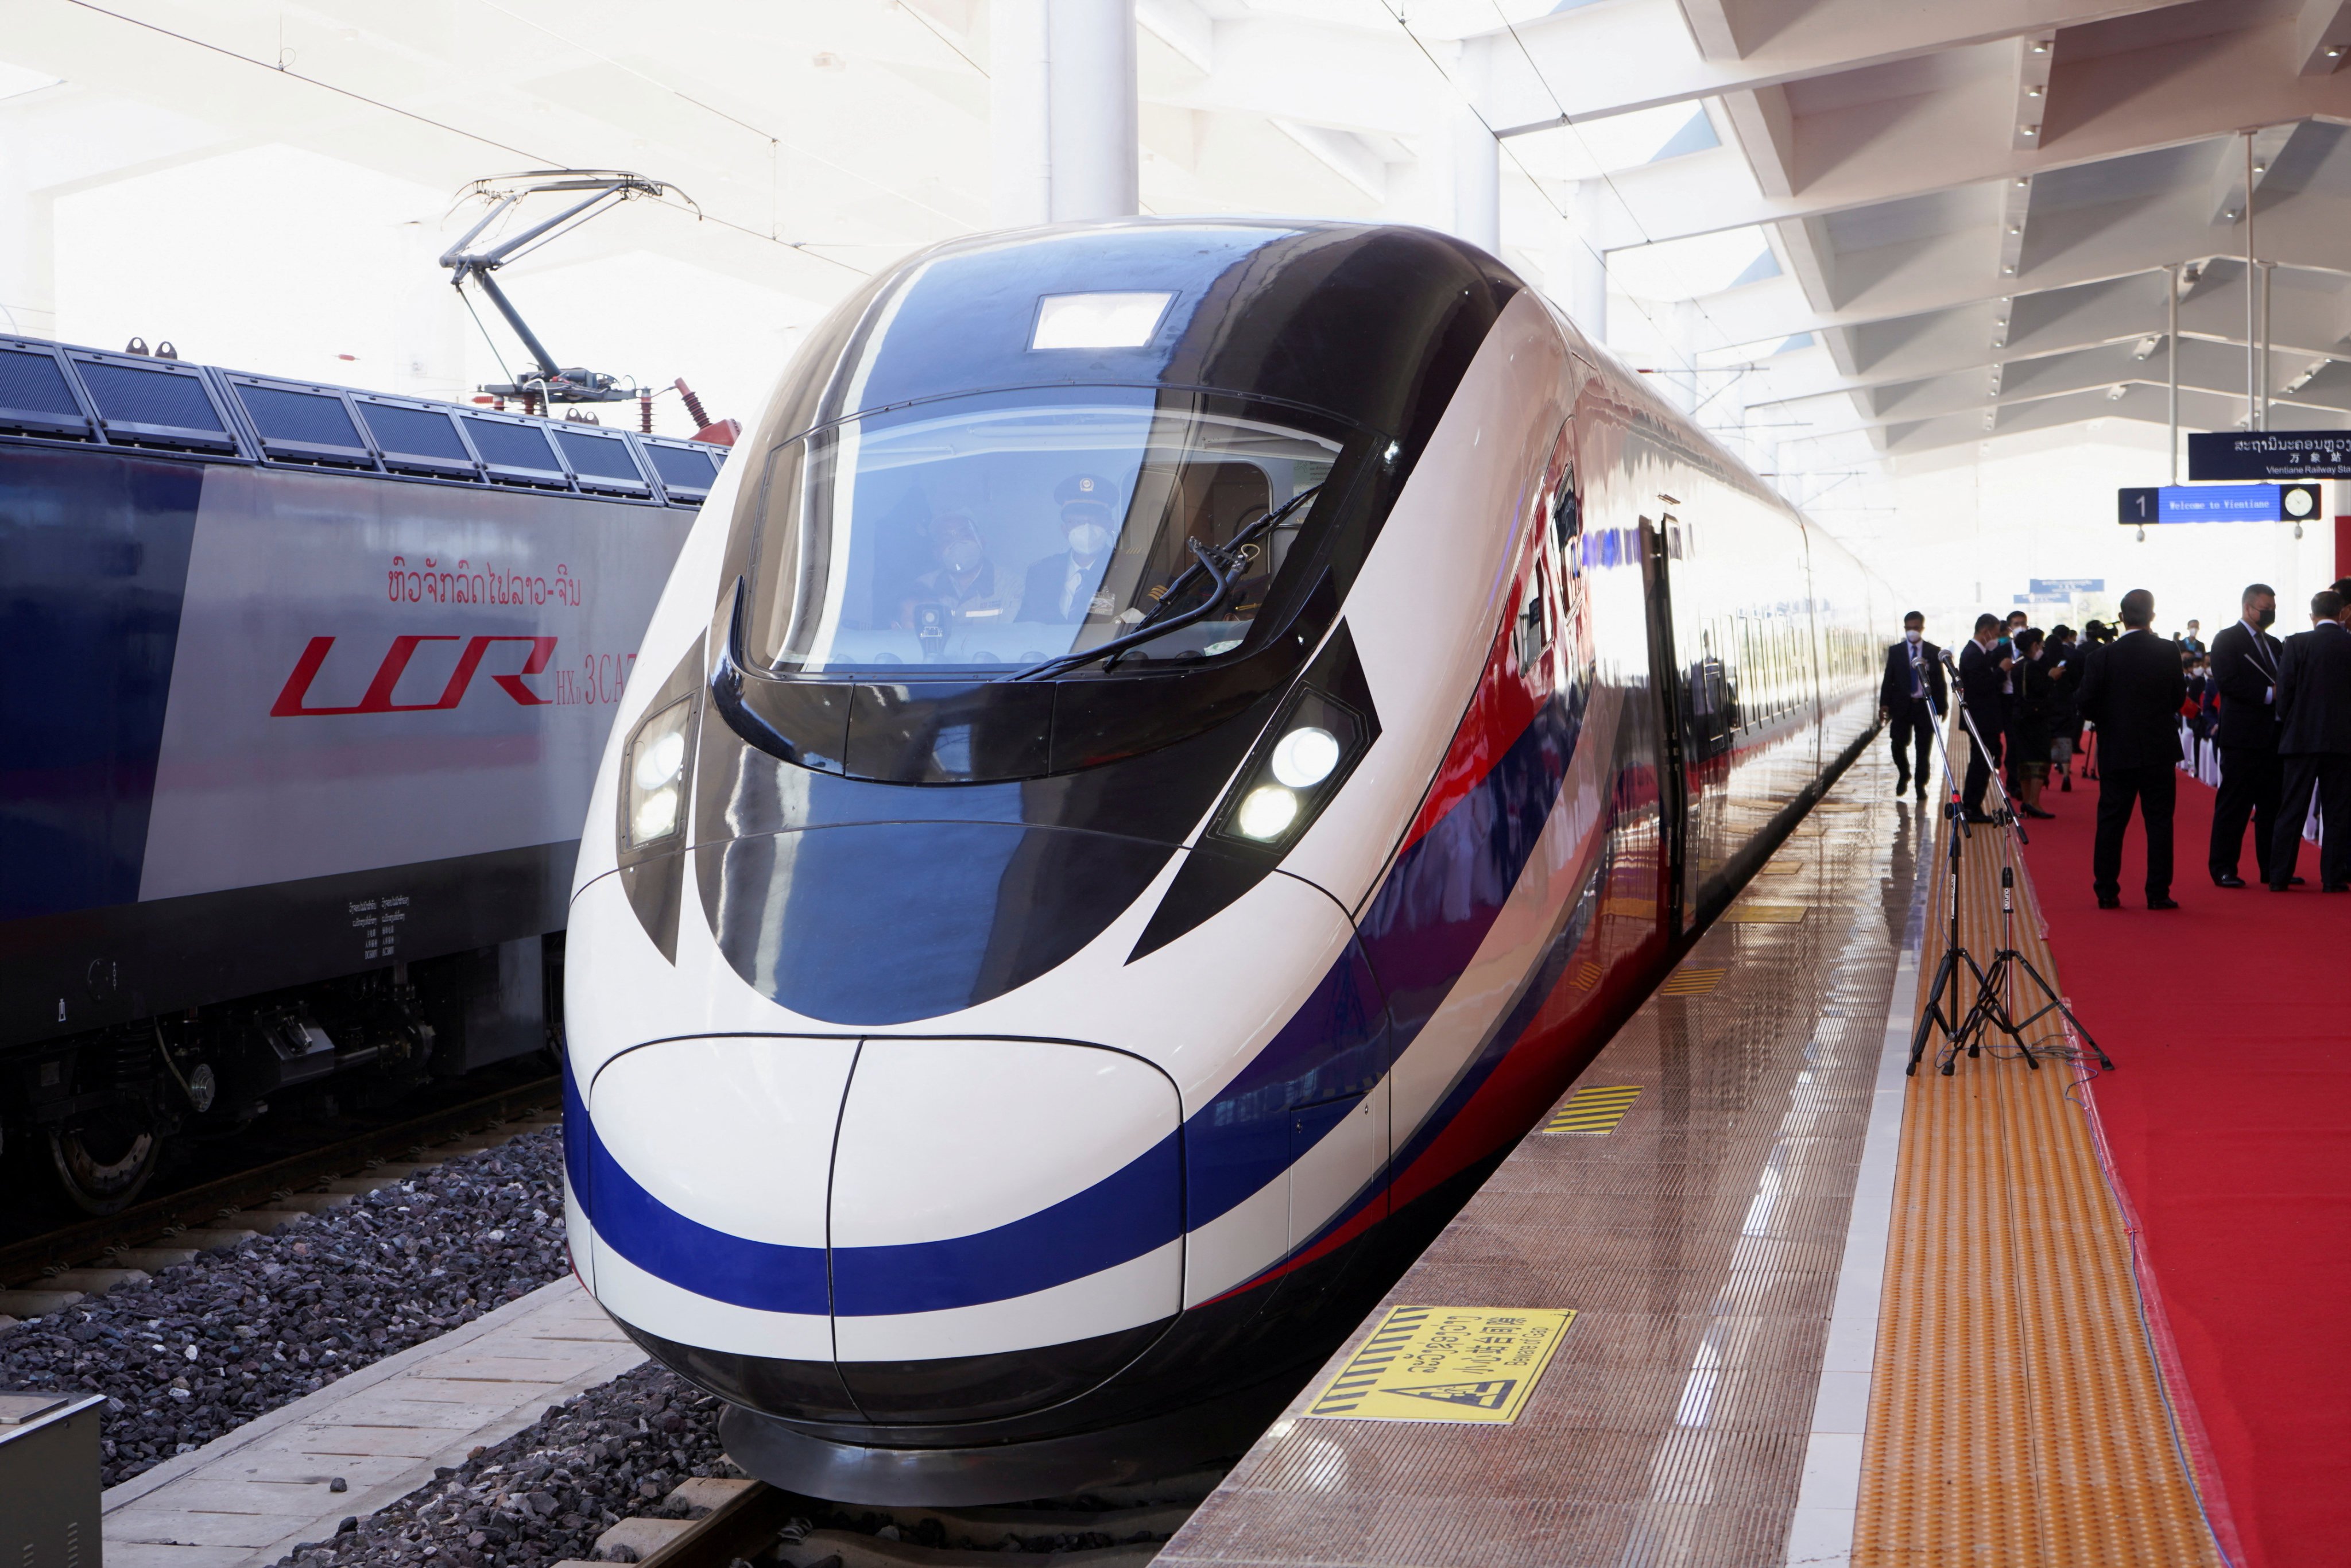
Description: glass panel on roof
xmin=644 ymin=444 xmax=714 ymax=489
xmin=75 ymin=361 xmax=223 ymax=431
xmin=460 ymin=415 xmax=559 ymax=471
xmin=361 ymin=402 xmax=471 ymax=460
xmin=555 ymin=428 xmax=643 ymax=481
xmin=0 ymin=348 xmax=80 ymax=416
xmin=237 ymin=384 xmax=363 ymax=448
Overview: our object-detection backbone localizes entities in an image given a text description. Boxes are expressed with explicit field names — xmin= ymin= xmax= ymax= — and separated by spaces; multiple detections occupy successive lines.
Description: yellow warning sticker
xmin=1305 ymin=1305 xmax=1575 ymax=1424
xmin=1724 ymin=903 xmax=1806 ymax=924
xmin=1657 ymin=966 xmax=1725 ymax=997
xmin=1543 ymin=1085 xmax=1641 ymax=1135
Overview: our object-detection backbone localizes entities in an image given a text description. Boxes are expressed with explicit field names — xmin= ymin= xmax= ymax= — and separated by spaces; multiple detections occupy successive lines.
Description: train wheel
xmin=49 ymin=1101 xmax=162 ymax=1215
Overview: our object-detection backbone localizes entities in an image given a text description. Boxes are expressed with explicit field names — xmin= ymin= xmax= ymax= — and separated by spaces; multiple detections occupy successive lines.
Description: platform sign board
xmin=2030 ymin=578 xmax=2102 ymax=594
xmin=2189 ymin=432 xmax=2351 ymax=480
xmin=1306 ymin=1305 xmax=1576 ymax=1424
xmin=2117 ymin=484 xmax=2321 ymax=525
xmin=2013 ymin=593 xmax=2069 ymax=605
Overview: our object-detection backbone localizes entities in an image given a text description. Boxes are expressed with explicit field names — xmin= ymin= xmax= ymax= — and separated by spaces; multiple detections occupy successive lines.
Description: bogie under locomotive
xmin=564 ymin=219 xmax=1887 ymax=1503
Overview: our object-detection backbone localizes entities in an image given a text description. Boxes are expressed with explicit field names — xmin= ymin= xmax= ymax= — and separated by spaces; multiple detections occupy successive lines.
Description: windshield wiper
xmin=1001 ymin=484 xmax=1323 ymax=683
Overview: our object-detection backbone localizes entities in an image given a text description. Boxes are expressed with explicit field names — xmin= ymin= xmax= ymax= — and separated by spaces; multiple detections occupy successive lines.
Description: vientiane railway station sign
xmin=2189 ymin=432 xmax=2351 ymax=481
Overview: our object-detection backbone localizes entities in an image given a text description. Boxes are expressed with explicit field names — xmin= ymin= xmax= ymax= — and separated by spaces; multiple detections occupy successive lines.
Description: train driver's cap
xmin=1055 ymin=474 xmax=1117 ymax=509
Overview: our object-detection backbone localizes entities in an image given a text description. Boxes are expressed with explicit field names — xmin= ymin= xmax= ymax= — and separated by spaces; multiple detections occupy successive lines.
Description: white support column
xmin=1570 ymin=180 xmax=1609 ymax=343
xmin=991 ymin=0 xmax=1052 ymax=228
xmin=1447 ymin=104 xmax=1500 ymax=255
xmin=990 ymin=0 xmax=1139 ymax=229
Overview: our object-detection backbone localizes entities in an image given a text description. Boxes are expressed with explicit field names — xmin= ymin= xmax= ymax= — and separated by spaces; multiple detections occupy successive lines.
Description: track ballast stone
xmin=271 ymin=1362 xmax=729 ymax=1568
xmin=271 ymin=1364 xmax=1186 ymax=1568
xmin=0 ymin=1126 xmax=568 ymax=1487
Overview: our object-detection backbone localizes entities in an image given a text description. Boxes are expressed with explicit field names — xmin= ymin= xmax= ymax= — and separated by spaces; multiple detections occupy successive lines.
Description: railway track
xmin=584 ymin=1468 xmax=1223 ymax=1568
xmin=0 ymin=1074 xmax=560 ymax=1315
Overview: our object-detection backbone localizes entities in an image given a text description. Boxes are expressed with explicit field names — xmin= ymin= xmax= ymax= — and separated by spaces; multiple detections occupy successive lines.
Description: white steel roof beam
xmin=2297 ymin=0 xmax=2351 ymax=73
xmin=1471 ymin=0 xmax=2197 ymax=135
xmin=2209 ymin=122 xmax=2298 ymax=227
xmin=1678 ymin=175 xmax=2351 ymax=344
xmin=1587 ymin=11 xmax=2351 ymax=248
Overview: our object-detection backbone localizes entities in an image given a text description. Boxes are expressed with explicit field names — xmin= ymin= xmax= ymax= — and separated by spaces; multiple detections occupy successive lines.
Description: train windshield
xmin=744 ymin=394 xmax=1343 ymax=675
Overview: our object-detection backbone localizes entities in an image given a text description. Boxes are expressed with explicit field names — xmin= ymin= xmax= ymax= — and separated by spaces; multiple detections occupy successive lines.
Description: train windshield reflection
xmin=745 ymin=397 xmax=1341 ymax=675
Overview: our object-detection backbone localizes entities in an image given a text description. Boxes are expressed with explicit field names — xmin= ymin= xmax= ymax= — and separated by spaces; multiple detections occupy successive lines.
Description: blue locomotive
xmin=0 ymin=334 xmax=717 ymax=1212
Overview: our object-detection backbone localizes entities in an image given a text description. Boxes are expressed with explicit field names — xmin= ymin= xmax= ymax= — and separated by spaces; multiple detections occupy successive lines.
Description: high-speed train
xmin=563 ymin=218 xmax=1887 ymax=1503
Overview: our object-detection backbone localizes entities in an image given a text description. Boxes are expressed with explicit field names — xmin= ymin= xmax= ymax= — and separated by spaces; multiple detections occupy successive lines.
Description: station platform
xmin=1157 ymin=749 xmax=2234 ymax=1568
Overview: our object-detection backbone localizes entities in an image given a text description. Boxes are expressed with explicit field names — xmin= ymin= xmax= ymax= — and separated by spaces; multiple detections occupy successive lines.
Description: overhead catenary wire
xmin=463 ymin=0 xmax=975 ymax=233
xmin=1471 ymin=4 xmax=1751 ymax=386
xmin=56 ymin=0 xmax=872 ymax=274
xmin=1374 ymin=2 xmax=1695 ymax=386
xmin=1471 ymin=4 xmax=1875 ymax=498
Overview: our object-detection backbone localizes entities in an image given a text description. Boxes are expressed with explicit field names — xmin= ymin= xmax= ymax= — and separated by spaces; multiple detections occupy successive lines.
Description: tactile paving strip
xmin=1160 ymin=755 xmax=1925 ymax=1568
xmin=1852 ymin=773 xmax=2225 ymax=1566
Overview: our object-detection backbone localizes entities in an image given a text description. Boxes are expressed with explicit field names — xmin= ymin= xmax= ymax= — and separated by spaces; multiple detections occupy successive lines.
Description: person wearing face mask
xmin=1019 ymin=474 xmax=1122 ymax=624
xmin=1876 ymin=611 xmax=1946 ymax=800
xmin=1958 ymin=613 xmax=2014 ymax=822
xmin=2208 ymin=583 xmax=2285 ymax=887
xmin=898 ymin=512 xmax=1003 ymax=633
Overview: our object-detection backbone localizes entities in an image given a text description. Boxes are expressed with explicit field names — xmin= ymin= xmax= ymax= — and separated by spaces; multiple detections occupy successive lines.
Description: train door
xmin=1638 ymin=516 xmax=1687 ymax=938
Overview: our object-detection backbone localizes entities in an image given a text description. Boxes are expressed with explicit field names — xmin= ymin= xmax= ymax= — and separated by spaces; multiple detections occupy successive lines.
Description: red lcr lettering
xmin=271 ymin=634 xmax=557 ymax=715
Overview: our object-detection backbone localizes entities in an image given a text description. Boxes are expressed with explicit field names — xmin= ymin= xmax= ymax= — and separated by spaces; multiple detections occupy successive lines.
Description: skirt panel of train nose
xmin=828 ymin=1037 xmax=1182 ymax=1422
xmin=572 ymin=1032 xmax=1183 ymax=1424
xmin=575 ymin=1033 xmax=860 ymax=1419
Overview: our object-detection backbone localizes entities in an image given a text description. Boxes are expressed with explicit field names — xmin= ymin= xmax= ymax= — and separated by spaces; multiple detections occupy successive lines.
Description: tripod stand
xmin=1904 ymin=648 xmax=2115 ymax=1078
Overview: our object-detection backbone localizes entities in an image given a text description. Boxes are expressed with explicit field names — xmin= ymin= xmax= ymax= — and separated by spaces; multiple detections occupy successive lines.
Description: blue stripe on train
xmin=567 ymin=1043 xmax=1184 ymax=1317
xmin=570 ymin=677 xmax=1588 ymax=1318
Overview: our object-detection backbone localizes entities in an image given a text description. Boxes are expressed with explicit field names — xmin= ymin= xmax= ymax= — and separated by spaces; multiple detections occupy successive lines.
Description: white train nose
xmin=576 ymin=1033 xmax=1183 ymax=1420
xmin=582 ymin=1036 xmax=850 ymax=1358
xmin=828 ymin=1037 xmax=1183 ymax=1362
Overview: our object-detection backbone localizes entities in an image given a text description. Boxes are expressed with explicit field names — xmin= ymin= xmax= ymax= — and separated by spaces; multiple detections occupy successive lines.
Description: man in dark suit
xmin=1877 ymin=611 xmax=1946 ymax=800
xmin=1956 ymin=613 xmax=2011 ymax=822
xmin=1017 ymin=474 xmax=1121 ymax=624
xmin=2076 ymin=589 xmax=2186 ymax=909
xmin=2268 ymin=588 xmax=2351 ymax=891
xmin=2207 ymin=583 xmax=2284 ymax=886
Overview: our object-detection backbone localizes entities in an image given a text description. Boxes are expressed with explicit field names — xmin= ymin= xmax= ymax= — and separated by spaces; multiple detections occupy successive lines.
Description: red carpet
xmin=2015 ymin=769 xmax=2351 ymax=1568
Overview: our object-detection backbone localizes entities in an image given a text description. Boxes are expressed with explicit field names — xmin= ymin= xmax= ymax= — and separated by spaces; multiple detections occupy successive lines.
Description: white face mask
xmin=1905 ymin=629 xmax=1922 ymax=644
xmin=1067 ymin=522 xmax=1110 ymax=555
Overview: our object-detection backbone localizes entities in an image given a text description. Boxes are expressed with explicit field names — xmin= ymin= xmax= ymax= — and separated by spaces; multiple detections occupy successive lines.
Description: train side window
xmin=1540 ymin=421 xmax=1579 ymax=556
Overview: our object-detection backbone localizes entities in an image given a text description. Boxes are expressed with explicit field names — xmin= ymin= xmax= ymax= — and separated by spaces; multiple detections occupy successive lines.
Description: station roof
xmin=5 ymin=0 xmax=2341 ymax=478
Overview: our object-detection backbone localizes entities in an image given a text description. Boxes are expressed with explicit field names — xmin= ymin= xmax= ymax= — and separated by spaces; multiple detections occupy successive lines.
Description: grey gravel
xmin=0 ymin=1128 xmax=568 ymax=1487
xmin=270 ymin=1362 xmax=732 ymax=1568
xmin=270 ymin=1362 xmax=1190 ymax=1568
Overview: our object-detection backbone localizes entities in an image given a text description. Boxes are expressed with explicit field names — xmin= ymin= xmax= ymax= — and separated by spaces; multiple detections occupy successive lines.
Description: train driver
xmin=897 ymin=512 xmax=1005 ymax=641
xmin=1018 ymin=474 xmax=1123 ymax=624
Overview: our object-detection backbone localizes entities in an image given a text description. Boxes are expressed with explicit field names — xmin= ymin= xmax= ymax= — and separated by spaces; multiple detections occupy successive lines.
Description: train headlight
xmin=623 ymin=697 xmax=694 ymax=850
xmin=1269 ymin=726 xmax=1340 ymax=788
xmin=1211 ymin=686 xmax=1373 ymax=854
xmin=1234 ymin=785 xmax=1300 ymax=841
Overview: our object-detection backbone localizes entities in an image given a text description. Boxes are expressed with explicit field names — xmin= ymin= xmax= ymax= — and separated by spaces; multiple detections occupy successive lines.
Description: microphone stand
xmin=1907 ymin=646 xmax=2114 ymax=1077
